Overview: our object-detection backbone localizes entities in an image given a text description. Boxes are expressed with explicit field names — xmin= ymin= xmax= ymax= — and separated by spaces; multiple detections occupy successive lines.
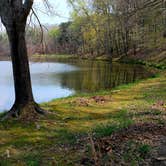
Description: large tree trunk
xmin=0 ymin=0 xmax=44 ymax=121
xmin=3 ymin=22 xmax=45 ymax=120
xmin=8 ymin=23 xmax=34 ymax=106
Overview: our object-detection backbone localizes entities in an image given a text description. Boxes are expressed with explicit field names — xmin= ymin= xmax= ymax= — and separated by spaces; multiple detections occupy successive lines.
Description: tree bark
xmin=7 ymin=23 xmax=34 ymax=106
xmin=0 ymin=1 xmax=45 ymax=120
xmin=2 ymin=19 xmax=44 ymax=121
xmin=2 ymin=22 xmax=45 ymax=120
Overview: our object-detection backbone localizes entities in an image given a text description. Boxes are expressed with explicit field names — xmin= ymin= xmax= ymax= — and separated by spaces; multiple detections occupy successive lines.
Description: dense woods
xmin=1 ymin=0 xmax=165 ymax=59
xmin=49 ymin=0 xmax=166 ymax=59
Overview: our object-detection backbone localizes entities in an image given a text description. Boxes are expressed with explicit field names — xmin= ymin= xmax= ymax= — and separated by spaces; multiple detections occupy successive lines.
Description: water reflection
xmin=0 ymin=60 xmax=154 ymax=112
xmin=58 ymin=60 xmax=154 ymax=92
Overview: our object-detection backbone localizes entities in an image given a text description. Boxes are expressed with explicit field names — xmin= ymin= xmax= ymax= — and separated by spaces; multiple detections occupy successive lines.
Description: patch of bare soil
xmin=81 ymin=123 xmax=166 ymax=166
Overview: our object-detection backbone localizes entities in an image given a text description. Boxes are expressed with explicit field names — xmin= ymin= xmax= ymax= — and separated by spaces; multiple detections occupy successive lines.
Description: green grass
xmin=31 ymin=54 xmax=77 ymax=61
xmin=23 ymin=153 xmax=41 ymax=166
xmin=0 ymin=71 xmax=165 ymax=165
xmin=93 ymin=110 xmax=134 ymax=138
xmin=138 ymin=144 xmax=151 ymax=158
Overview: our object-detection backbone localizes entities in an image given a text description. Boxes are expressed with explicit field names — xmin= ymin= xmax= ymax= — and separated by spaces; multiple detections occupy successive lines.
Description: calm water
xmin=0 ymin=60 xmax=154 ymax=112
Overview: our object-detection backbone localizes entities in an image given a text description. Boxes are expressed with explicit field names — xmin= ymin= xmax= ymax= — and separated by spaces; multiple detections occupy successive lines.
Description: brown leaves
xmin=152 ymin=101 xmax=166 ymax=111
xmin=72 ymin=96 xmax=111 ymax=107
xmin=91 ymin=96 xmax=109 ymax=104
xmin=73 ymin=98 xmax=90 ymax=106
xmin=87 ymin=123 xmax=166 ymax=165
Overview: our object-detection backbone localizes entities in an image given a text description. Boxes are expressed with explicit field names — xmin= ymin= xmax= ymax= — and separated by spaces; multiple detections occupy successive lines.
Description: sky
xmin=0 ymin=0 xmax=71 ymax=31
xmin=34 ymin=0 xmax=71 ymax=25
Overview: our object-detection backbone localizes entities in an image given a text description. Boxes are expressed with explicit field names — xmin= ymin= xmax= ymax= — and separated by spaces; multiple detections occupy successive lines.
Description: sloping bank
xmin=119 ymin=50 xmax=166 ymax=70
xmin=0 ymin=70 xmax=165 ymax=165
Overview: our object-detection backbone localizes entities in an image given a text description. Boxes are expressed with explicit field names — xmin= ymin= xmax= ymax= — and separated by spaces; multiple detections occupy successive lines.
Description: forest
xmin=0 ymin=0 xmax=166 ymax=165
xmin=0 ymin=0 xmax=165 ymax=61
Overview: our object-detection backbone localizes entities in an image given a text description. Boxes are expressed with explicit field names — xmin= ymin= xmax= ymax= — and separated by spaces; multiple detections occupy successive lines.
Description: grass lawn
xmin=0 ymin=71 xmax=165 ymax=165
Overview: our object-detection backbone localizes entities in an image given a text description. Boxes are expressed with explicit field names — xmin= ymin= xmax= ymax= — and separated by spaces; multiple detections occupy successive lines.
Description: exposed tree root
xmin=1 ymin=102 xmax=46 ymax=122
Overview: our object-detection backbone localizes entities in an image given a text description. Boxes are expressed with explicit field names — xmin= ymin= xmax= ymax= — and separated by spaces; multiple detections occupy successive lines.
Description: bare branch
xmin=31 ymin=8 xmax=44 ymax=43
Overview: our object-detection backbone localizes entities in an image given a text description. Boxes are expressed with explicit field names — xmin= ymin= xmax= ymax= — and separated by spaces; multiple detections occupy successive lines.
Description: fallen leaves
xmin=152 ymin=100 xmax=166 ymax=111
xmin=89 ymin=123 xmax=166 ymax=165
xmin=72 ymin=96 xmax=111 ymax=107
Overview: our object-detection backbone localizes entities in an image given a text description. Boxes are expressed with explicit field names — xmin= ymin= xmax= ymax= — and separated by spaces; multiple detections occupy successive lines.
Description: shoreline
xmin=0 ymin=61 xmax=160 ymax=115
xmin=0 ymin=69 xmax=165 ymax=164
xmin=1 ymin=53 xmax=165 ymax=70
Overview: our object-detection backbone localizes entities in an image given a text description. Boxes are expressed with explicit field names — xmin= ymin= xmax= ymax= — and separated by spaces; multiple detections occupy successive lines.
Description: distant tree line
xmin=0 ymin=0 xmax=165 ymax=59
xmin=64 ymin=0 xmax=166 ymax=59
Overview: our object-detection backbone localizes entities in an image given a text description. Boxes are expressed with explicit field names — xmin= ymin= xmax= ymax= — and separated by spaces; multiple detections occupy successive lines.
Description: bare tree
xmin=0 ymin=0 xmax=45 ymax=120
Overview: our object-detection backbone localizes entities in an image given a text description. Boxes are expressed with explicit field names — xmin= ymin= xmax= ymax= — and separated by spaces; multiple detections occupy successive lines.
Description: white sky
xmin=0 ymin=0 xmax=71 ymax=31
xmin=34 ymin=0 xmax=71 ymax=25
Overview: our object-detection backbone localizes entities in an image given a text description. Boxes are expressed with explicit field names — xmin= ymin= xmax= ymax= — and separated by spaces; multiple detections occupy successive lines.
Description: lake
xmin=0 ymin=60 xmax=155 ymax=112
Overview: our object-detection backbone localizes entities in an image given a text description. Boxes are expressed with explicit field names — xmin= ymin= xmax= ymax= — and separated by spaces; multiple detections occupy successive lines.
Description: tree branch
xmin=23 ymin=0 xmax=34 ymax=15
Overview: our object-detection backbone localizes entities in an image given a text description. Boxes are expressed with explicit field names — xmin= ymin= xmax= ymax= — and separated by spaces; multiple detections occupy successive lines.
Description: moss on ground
xmin=0 ymin=71 xmax=165 ymax=165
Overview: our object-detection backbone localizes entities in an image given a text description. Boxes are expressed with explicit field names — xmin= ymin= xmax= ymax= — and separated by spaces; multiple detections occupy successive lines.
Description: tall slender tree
xmin=0 ymin=0 xmax=44 ymax=120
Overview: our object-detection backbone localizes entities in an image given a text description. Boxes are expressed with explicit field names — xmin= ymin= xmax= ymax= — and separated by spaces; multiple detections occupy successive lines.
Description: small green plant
xmin=26 ymin=160 xmax=40 ymax=166
xmin=123 ymin=141 xmax=151 ymax=165
xmin=24 ymin=153 xmax=41 ymax=166
xmin=123 ymin=144 xmax=140 ymax=164
xmin=93 ymin=110 xmax=133 ymax=138
xmin=138 ymin=144 xmax=151 ymax=158
xmin=93 ymin=123 xmax=118 ymax=138
xmin=56 ymin=129 xmax=77 ymax=144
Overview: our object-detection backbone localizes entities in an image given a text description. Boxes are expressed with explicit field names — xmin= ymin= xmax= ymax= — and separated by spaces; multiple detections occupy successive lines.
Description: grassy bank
xmin=120 ymin=58 xmax=166 ymax=70
xmin=30 ymin=54 xmax=78 ymax=62
xmin=30 ymin=52 xmax=166 ymax=71
xmin=0 ymin=71 xmax=166 ymax=165
xmin=119 ymin=50 xmax=166 ymax=70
